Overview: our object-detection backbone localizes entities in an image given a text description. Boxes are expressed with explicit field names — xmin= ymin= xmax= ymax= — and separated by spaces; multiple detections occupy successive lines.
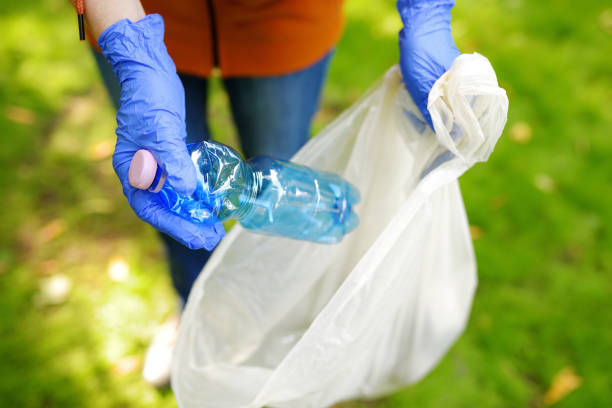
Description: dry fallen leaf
xmin=544 ymin=366 xmax=582 ymax=405
xmin=509 ymin=121 xmax=532 ymax=144
xmin=38 ymin=219 xmax=66 ymax=244
xmin=37 ymin=259 xmax=58 ymax=276
xmin=88 ymin=140 xmax=115 ymax=160
xmin=5 ymin=105 xmax=36 ymax=125
xmin=66 ymin=95 xmax=97 ymax=125
xmin=470 ymin=225 xmax=484 ymax=240
xmin=113 ymin=356 xmax=140 ymax=376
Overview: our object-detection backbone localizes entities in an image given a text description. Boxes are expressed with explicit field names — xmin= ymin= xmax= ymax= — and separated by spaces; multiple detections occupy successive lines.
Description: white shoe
xmin=142 ymin=314 xmax=180 ymax=387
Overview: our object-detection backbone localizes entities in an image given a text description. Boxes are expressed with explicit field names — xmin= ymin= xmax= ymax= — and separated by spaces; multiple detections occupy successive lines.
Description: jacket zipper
xmin=206 ymin=0 xmax=220 ymax=68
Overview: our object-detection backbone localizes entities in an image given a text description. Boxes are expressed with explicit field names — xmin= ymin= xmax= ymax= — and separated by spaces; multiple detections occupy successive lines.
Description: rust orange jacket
xmin=89 ymin=0 xmax=345 ymax=78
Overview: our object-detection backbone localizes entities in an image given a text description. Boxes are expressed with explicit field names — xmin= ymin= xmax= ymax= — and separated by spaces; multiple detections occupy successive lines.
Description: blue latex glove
xmin=98 ymin=14 xmax=224 ymax=250
xmin=397 ymin=0 xmax=461 ymax=129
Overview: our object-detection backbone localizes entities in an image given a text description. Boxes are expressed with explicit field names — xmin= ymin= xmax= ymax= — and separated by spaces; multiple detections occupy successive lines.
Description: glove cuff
xmin=397 ymin=0 xmax=455 ymax=28
xmin=397 ymin=0 xmax=455 ymax=10
xmin=98 ymin=14 xmax=176 ymax=78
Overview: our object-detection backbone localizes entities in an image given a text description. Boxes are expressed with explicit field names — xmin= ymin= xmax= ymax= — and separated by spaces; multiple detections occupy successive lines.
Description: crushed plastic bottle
xmin=128 ymin=140 xmax=360 ymax=244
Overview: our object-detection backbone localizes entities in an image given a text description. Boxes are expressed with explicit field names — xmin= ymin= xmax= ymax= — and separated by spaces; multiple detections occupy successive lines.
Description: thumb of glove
xmin=148 ymin=130 xmax=198 ymax=196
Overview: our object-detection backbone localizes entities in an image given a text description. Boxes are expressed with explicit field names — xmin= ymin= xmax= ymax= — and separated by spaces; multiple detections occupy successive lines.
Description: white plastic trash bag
xmin=172 ymin=53 xmax=509 ymax=408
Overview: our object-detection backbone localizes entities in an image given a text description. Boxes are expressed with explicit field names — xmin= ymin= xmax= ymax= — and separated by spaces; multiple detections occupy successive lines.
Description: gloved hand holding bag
xmin=398 ymin=0 xmax=461 ymax=129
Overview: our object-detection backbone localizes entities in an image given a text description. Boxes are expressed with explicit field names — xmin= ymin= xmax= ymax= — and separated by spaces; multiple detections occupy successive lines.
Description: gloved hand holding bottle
xmin=397 ymin=0 xmax=461 ymax=129
xmin=98 ymin=14 xmax=225 ymax=250
xmin=128 ymin=140 xmax=361 ymax=244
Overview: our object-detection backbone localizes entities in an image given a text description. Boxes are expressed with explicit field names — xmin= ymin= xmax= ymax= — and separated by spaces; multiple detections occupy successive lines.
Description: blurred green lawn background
xmin=1 ymin=0 xmax=610 ymax=407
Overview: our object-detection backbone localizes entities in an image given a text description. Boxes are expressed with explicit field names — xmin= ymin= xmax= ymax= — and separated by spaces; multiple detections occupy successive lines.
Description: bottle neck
xmin=233 ymin=164 xmax=261 ymax=221
xmin=148 ymin=167 xmax=166 ymax=193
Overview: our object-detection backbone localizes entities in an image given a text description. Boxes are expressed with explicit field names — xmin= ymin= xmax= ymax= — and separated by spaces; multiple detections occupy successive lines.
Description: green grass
xmin=0 ymin=0 xmax=610 ymax=407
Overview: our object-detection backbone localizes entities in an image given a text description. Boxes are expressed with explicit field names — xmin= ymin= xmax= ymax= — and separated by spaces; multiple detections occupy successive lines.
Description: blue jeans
xmin=94 ymin=51 xmax=332 ymax=303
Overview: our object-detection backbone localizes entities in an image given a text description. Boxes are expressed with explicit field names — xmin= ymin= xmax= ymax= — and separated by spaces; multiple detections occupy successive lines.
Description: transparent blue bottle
xmin=129 ymin=140 xmax=360 ymax=244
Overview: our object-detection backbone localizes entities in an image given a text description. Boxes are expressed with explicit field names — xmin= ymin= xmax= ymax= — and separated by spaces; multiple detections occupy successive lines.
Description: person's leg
xmin=223 ymin=51 xmax=333 ymax=160
xmin=93 ymin=50 xmax=213 ymax=304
